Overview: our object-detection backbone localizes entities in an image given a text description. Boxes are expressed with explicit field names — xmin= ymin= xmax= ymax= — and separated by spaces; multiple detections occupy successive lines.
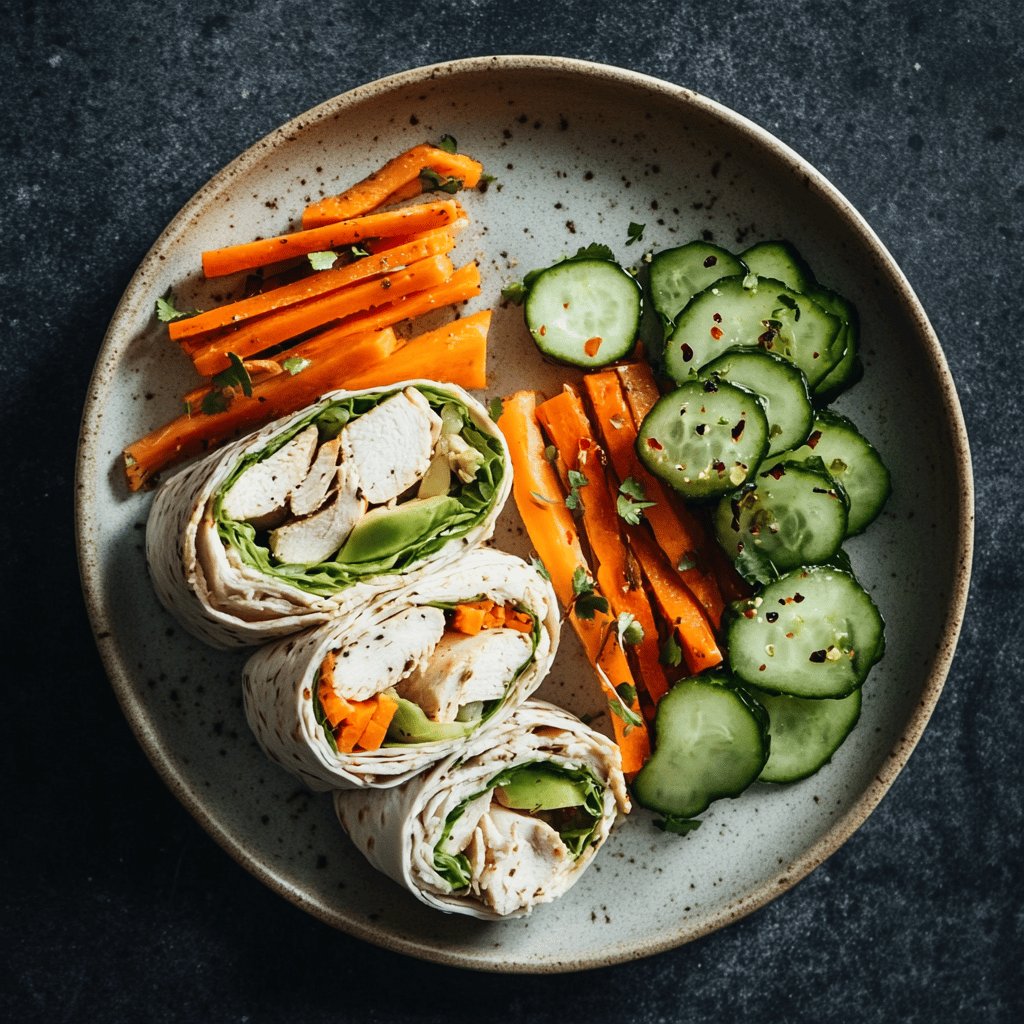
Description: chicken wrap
xmin=146 ymin=381 xmax=510 ymax=648
xmin=241 ymin=548 xmax=561 ymax=790
xmin=334 ymin=699 xmax=629 ymax=919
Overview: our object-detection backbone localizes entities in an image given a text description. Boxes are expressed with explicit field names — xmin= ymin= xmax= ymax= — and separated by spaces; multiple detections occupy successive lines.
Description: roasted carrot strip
xmin=340 ymin=309 xmax=490 ymax=391
xmin=355 ymin=694 xmax=399 ymax=751
xmin=536 ymin=388 xmax=671 ymax=704
xmin=191 ymin=254 xmax=455 ymax=376
xmin=122 ymin=328 xmax=400 ymax=490
xmin=503 ymin=609 xmax=534 ymax=634
xmin=627 ymin=526 xmax=723 ymax=675
xmin=171 ymin=230 xmax=456 ymax=343
xmin=201 ymin=199 xmax=464 ymax=278
xmin=583 ymin=370 xmax=726 ymax=626
xmin=312 ymin=261 xmax=481 ymax=343
xmin=302 ymin=145 xmax=483 ymax=228
xmin=614 ymin=361 xmax=663 ymax=422
xmin=317 ymin=653 xmax=355 ymax=728
xmin=452 ymin=601 xmax=492 ymax=635
xmin=497 ymin=391 xmax=649 ymax=773
xmin=337 ymin=699 xmax=379 ymax=753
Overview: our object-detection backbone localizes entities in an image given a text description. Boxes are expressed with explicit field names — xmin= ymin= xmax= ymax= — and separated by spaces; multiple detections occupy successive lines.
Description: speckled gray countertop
xmin=3 ymin=1 xmax=1021 ymax=1020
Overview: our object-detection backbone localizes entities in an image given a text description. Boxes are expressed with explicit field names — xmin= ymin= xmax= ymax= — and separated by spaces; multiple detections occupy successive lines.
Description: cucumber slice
xmin=763 ymin=411 xmax=891 ymax=536
xmin=740 ymin=240 xmax=816 ymax=294
xmin=633 ymin=675 xmax=769 ymax=820
xmin=636 ymin=378 xmax=770 ymax=500
xmin=714 ymin=461 xmax=849 ymax=577
xmin=665 ymin=275 xmax=844 ymax=388
xmin=649 ymin=242 xmax=746 ymax=327
xmin=749 ymin=686 xmax=862 ymax=783
xmin=524 ymin=258 xmax=641 ymax=368
xmin=700 ymin=348 xmax=813 ymax=455
xmin=728 ymin=566 xmax=885 ymax=698
xmin=808 ymin=288 xmax=862 ymax=404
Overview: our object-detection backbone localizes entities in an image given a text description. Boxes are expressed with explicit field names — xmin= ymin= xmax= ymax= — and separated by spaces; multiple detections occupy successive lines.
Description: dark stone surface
xmin=3 ymin=0 xmax=1020 ymax=1020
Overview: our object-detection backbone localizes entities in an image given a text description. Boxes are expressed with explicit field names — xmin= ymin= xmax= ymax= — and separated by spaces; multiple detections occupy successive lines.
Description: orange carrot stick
xmin=582 ymin=370 xmax=726 ymax=626
xmin=201 ymin=199 xmax=464 ymax=278
xmin=191 ymin=254 xmax=454 ymax=376
xmin=614 ymin=361 xmax=663 ymax=422
xmin=122 ymin=327 xmax=400 ymax=490
xmin=627 ymin=526 xmax=723 ymax=675
xmin=340 ymin=309 xmax=490 ymax=392
xmin=536 ymin=388 xmax=671 ymax=704
xmin=337 ymin=699 xmax=379 ymax=753
xmin=171 ymin=229 xmax=456 ymax=343
xmin=355 ymin=694 xmax=399 ymax=751
xmin=497 ymin=391 xmax=649 ymax=773
xmin=302 ymin=145 xmax=483 ymax=228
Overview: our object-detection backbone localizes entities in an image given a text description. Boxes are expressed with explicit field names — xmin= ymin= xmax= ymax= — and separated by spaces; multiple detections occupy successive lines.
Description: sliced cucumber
xmin=636 ymin=378 xmax=770 ymax=500
xmin=649 ymin=242 xmax=746 ymax=327
xmin=524 ymin=258 xmax=641 ymax=368
xmin=749 ymin=685 xmax=862 ymax=783
xmin=728 ymin=566 xmax=885 ymax=698
xmin=633 ymin=675 xmax=769 ymax=820
xmin=808 ymin=288 xmax=862 ymax=404
xmin=699 ymin=348 xmax=813 ymax=455
xmin=763 ymin=411 xmax=891 ymax=536
xmin=664 ymin=275 xmax=844 ymax=388
xmin=714 ymin=461 xmax=849 ymax=576
xmin=740 ymin=240 xmax=816 ymax=294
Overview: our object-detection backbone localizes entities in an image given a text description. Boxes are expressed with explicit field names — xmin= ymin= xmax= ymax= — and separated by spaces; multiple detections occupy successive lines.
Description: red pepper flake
xmin=562 ymin=302 xmax=570 ymax=309
xmin=785 ymin=631 xmax=795 ymax=639
xmin=758 ymin=664 xmax=766 ymax=671
xmin=808 ymin=649 xmax=827 ymax=663
xmin=743 ymin=608 xmax=757 ymax=619
xmin=681 ymin=342 xmax=694 ymax=362
xmin=767 ymin=464 xmax=786 ymax=480
xmin=713 ymin=312 xmax=723 ymax=323
xmin=712 ymin=460 xmax=726 ymax=473
xmin=793 ymin=592 xmax=805 ymax=603
xmin=731 ymin=419 xmax=745 ymax=441
xmin=647 ymin=437 xmax=663 ymax=450
xmin=757 ymin=328 xmax=776 ymax=347
xmin=584 ymin=336 xmax=603 ymax=357
xmin=703 ymin=255 xmax=718 ymax=268
xmin=565 ymin=530 xmax=574 ymax=544
xmin=539 ymin=325 xmax=547 ymax=337
xmin=812 ymin=351 xmax=820 ymax=359
xmin=710 ymin=326 xmax=724 ymax=340
xmin=579 ymin=437 xmax=592 ymax=450
xmin=806 ymin=430 xmax=822 ymax=449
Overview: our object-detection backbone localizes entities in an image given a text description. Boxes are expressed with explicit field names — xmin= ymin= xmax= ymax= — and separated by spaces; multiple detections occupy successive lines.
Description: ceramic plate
xmin=76 ymin=56 xmax=972 ymax=972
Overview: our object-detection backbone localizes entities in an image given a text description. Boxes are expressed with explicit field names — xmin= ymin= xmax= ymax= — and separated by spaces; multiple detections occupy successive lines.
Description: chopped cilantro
xmin=201 ymin=390 xmax=229 ymax=415
xmin=501 ymin=280 xmax=528 ymax=305
xmin=487 ymin=397 xmax=504 ymax=422
xmin=616 ymin=476 xmax=656 ymax=525
xmin=308 ymin=250 xmax=338 ymax=270
xmin=659 ymin=634 xmax=683 ymax=668
xmin=476 ymin=173 xmax=496 ymax=193
xmin=419 ymin=167 xmax=463 ymax=194
xmin=608 ymin=695 xmax=643 ymax=732
xmin=282 ymin=356 xmax=311 ymax=376
xmin=348 ymin=244 xmax=371 ymax=259
xmin=615 ymin=681 xmax=637 ymax=706
xmin=531 ymin=557 xmax=551 ymax=582
xmin=565 ymin=468 xmax=588 ymax=511
xmin=438 ymin=134 xmax=458 ymax=154
xmin=211 ymin=352 xmax=253 ymax=397
xmin=572 ymin=242 xmax=615 ymax=262
xmin=155 ymin=290 xmax=192 ymax=323
xmin=625 ymin=221 xmax=646 ymax=246
xmin=571 ymin=567 xmax=608 ymax=620
xmin=616 ymin=612 xmax=644 ymax=647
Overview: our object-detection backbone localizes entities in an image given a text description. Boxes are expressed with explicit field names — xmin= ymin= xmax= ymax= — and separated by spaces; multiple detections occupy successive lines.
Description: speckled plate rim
xmin=75 ymin=54 xmax=974 ymax=973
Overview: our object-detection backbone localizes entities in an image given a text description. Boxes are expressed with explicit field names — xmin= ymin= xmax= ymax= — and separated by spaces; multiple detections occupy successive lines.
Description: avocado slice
xmin=493 ymin=764 xmax=589 ymax=813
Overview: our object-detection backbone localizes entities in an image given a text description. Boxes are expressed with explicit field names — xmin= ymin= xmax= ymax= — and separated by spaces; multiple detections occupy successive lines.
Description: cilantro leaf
xmin=571 ymin=566 xmax=608 ymax=620
xmin=201 ymin=390 xmax=229 ymax=415
xmin=615 ymin=681 xmax=637 ymax=706
xmin=308 ymin=250 xmax=338 ymax=270
xmin=734 ymin=544 xmax=779 ymax=587
xmin=616 ymin=611 xmax=644 ymax=647
xmin=654 ymin=815 xmax=703 ymax=836
xmin=155 ymin=290 xmax=193 ymax=322
xmin=565 ymin=468 xmax=589 ymax=512
xmin=616 ymin=476 xmax=656 ymax=525
xmin=419 ymin=167 xmax=463 ymax=194
xmin=625 ymin=221 xmax=646 ymax=246
xmin=348 ymin=244 xmax=371 ymax=259
xmin=282 ymin=356 xmax=311 ymax=376
xmin=531 ymin=557 xmax=551 ymax=582
xmin=660 ymin=634 xmax=683 ymax=667
xmin=437 ymin=134 xmax=458 ymax=154
xmin=211 ymin=352 xmax=253 ymax=397
xmin=476 ymin=173 xmax=496 ymax=193
xmin=571 ymin=566 xmax=591 ymax=595
xmin=608 ymin=695 xmax=643 ymax=731
xmin=572 ymin=242 xmax=615 ymax=262
xmin=487 ymin=397 xmax=504 ymax=422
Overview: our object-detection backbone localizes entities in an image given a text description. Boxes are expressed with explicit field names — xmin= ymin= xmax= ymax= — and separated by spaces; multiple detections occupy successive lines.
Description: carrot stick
xmin=313 ymin=261 xmax=481 ymax=343
xmin=627 ymin=526 xmax=723 ymax=675
xmin=497 ymin=391 xmax=649 ymax=773
xmin=317 ymin=653 xmax=356 ymax=729
xmin=191 ymin=254 xmax=455 ymax=376
xmin=302 ymin=145 xmax=483 ymax=228
xmin=614 ymin=361 xmax=663 ymax=422
xmin=171 ymin=229 xmax=456 ymax=343
xmin=122 ymin=327 xmax=400 ymax=490
xmin=340 ymin=309 xmax=490 ymax=392
xmin=201 ymin=199 xmax=464 ymax=278
xmin=536 ymin=388 xmax=671 ymax=704
xmin=452 ymin=602 xmax=491 ymax=635
xmin=582 ymin=371 xmax=726 ymax=627
xmin=355 ymin=693 xmax=399 ymax=751
xmin=337 ymin=699 xmax=379 ymax=753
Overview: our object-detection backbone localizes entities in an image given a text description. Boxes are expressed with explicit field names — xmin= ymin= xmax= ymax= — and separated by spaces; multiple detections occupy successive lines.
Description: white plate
xmin=76 ymin=56 xmax=972 ymax=972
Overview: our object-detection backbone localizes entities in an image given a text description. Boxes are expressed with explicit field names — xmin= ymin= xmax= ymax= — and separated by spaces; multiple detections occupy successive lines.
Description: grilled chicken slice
xmin=466 ymin=805 xmax=570 ymax=917
xmin=340 ymin=388 xmax=442 ymax=504
xmin=220 ymin=425 xmax=318 ymax=528
xmin=436 ymin=792 xmax=494 ymax=861
xmin=395 ymin=628 xmax=532 ymax=722
xmin=268 ymin=462 xmax=366 ymax=565
xmin=336 ymin=606 xmax=447 ymax=702
xmin=289 ymin=437 xmax=341 ymax=516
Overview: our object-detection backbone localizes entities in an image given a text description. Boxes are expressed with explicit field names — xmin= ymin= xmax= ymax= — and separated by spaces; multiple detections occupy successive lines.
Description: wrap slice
xmin=334 ymin=699 xmax=629 ymax=918
xmin=242 ymin=548 xmax=560 ymax=791
xmin=146 ymin=381 xmax=510 ymax=648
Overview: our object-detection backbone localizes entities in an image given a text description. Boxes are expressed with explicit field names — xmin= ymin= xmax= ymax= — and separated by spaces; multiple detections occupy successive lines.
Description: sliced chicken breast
xmin=336 ymin=605 xmax=447 ymax=702
xmin=466 ymin=805 xmax=570 ymax=917
xmin=289 ymin=436 xmax=341 ymax=516
xmin=268 ymin=462 xmax=366 ymax=565
xmin=220 ymin=425 xmax=318 ymax=528
xmin=340 ymin=388 xmax=442 ymax=505
xmin=436 ymin=791 xmax=494 ymax=861
xmin=396 ymin=628 xmax=532 ymax=722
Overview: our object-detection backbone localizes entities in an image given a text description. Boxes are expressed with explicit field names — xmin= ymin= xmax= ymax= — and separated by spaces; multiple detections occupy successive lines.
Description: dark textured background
xmin=4 ymin=0 xmax=1021 ymax=1020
